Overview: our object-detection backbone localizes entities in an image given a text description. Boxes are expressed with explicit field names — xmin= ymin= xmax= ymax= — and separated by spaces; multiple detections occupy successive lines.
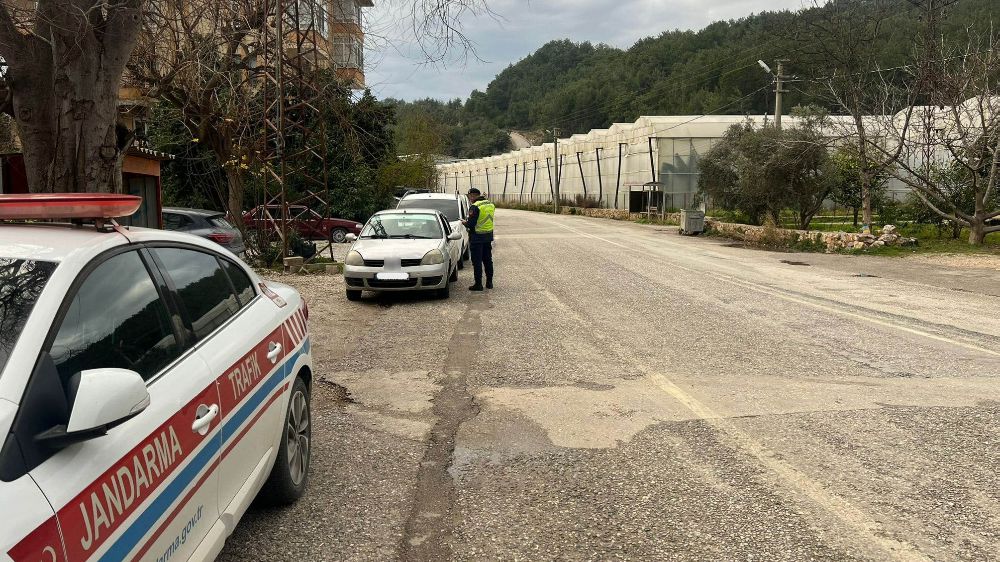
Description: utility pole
xmin=552 ymin=127 xmax=561 ymax=213
xmin=774 ymin=59 xmax=790 ymax=130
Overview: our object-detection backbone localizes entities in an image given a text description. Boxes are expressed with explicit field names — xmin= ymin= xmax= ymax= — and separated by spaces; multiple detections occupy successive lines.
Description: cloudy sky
xmin=364 ymin=0 xmax=808 ymax=102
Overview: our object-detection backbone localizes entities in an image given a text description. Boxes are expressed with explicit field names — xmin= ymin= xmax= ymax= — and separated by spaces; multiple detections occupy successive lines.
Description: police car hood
xmin=352 ymin=238 xmax=442 ymax=260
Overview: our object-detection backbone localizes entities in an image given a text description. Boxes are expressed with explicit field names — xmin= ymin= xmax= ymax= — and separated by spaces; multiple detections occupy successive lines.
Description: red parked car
xmin=243 ymin=204 xmax=364 ymax=243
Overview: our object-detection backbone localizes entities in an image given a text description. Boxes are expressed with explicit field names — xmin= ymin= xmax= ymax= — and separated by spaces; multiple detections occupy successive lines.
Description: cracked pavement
xmin=219 ymin=210 xmax=1000 ymax=561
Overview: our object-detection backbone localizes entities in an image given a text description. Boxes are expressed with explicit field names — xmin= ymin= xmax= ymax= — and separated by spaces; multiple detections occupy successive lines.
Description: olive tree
xmin=699 ymin=114 xmax=837 ymax=230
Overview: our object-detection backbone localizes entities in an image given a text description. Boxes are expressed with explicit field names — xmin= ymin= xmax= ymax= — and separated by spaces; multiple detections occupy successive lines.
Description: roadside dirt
xmin=905 ymin=253 xmax=1000 ymax=271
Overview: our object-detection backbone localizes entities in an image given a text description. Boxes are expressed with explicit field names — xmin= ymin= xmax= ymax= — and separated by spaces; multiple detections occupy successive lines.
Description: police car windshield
xmin=396 ymin=198 xmax=461 ymax=221
xmin=361 ymin=214 xmax=443 ymax=239
xmin=0 ymin=258 xmax=57 ymax=378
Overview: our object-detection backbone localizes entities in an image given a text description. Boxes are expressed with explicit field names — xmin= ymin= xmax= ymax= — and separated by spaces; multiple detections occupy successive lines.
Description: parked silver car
xmin=344 ymin=209 xmax=464 ymax=300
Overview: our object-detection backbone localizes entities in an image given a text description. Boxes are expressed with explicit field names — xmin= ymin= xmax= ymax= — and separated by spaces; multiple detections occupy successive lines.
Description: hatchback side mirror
xmin=36 ymin=368 xmax=149 ymax=448
xmin=447 ymin=231 xmax=463 ymax=241
xmin=345 ymin=233 xmax=357 ymax=242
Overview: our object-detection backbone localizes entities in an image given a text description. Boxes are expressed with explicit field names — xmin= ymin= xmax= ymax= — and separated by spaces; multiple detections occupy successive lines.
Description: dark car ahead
xmin=162 ymin=207 xmax=247 ymax=256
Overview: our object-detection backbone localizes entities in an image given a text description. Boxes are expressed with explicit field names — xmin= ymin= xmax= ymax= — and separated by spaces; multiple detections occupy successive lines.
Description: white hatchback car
xmin=395 ymin=192 xmax=470 ymax=264
xmin=0 ymin=194 xmax=313 ymax=562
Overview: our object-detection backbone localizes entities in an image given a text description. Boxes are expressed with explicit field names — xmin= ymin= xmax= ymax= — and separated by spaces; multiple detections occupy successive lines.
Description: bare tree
xmin=0 ymin=0 xmax=143 ymax=192
xmin=0 ymin=0 xmax=485 ymax=195
xmin=797 ymin=0 xmax=904 ymax=232
xmin=869 ymin=31 xmax=1000 ymax=244
xmin=128 ymin=0 xmax=270 ymax=222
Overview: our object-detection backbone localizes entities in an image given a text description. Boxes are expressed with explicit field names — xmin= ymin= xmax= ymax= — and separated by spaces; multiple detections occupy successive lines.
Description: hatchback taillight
xmin=207 ymin=231 xmax=235 ymax=244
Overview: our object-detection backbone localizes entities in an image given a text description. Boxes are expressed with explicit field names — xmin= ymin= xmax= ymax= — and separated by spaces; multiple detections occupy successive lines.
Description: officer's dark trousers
xmin=470 ymin=232 xmax=494 ymax=286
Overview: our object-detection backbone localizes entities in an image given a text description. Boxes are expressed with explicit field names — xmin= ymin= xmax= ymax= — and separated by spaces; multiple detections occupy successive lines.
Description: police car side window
xmin=220 ymin=258 xmax=255 ymax=306
xmin=154 ymin=248 xmax=239 ymax=341
xmin=50 ymin=251 xmax=181 ymax=383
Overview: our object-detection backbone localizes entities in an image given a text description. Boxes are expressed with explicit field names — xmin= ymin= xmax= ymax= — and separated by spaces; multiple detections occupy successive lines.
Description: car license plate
xmin=376 ymin=272 xmax=409 ymax=281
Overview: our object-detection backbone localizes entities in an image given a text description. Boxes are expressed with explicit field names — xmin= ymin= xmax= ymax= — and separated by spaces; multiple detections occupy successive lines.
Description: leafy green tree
xmin=699 ymin=113 xmax=836 ymax=230
xmin=829 ymin=148 xmax=888 ymax=227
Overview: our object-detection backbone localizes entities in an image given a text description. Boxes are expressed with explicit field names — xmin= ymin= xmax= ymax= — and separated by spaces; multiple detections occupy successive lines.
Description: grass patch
xmin=635 ymin=217 xmax=680 ymax=226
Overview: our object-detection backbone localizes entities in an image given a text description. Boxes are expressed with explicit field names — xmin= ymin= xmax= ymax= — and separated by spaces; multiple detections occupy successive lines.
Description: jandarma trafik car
xmin=0 ymin=194 xmax=313 ymax=562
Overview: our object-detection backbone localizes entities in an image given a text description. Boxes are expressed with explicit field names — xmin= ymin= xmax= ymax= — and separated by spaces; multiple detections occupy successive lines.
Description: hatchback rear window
xmin=397 ymin=198 xmax=461 ymax=221
xmin=0 ymin=258 xmax=57 ymax=377
xmin=210 ymin=216 xmax=234 ymax=229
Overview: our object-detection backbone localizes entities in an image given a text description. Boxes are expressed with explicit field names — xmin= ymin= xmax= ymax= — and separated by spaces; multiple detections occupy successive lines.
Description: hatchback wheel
xmin=257 ymin=377 xmax=311 ymax=506
xmin=437 ymin=279 xmax=451 ymax=299
xmin=330 ymin=228 xmax=348 ymax=244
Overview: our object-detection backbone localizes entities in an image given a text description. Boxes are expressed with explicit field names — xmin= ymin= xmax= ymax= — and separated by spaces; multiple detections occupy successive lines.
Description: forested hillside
xmin=388 ymin=0 xmax=994 ymax=158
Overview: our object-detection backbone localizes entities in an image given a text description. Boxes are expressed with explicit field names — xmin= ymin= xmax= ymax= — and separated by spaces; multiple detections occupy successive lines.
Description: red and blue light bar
xmin=0 ymin=193 xmax=142 ymax=221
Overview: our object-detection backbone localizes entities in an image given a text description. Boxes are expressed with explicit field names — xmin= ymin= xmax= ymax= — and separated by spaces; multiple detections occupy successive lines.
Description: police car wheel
xmin=449 ymin=264 xmax=459 ymax=282
xmin=258 ymin=376 xmax=311 ymax=506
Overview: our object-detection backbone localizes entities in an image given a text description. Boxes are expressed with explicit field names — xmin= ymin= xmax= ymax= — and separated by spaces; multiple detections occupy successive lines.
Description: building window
xmin=297 ymin=0 xmax=328 ymax=38
xmin=332 ymin=34 xmax=362 ymax=69
xmin=332 ymin=0 xmax=358 ymax=24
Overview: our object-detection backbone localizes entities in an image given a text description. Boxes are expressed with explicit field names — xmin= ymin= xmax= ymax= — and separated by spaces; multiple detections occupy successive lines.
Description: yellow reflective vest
xmin=473 ymin=199 xmax=495 ymax=234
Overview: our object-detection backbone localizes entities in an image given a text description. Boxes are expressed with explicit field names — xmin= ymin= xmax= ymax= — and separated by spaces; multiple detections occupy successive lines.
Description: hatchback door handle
xmin=192 ymin=404 xmax=219 ymax=435
xmin=267 ymin=342 xmax=282 ymax=363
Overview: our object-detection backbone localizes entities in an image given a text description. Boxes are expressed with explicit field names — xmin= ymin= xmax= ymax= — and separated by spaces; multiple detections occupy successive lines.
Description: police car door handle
xmin=267 ymin=342 xmax=282 ymax=363
xmin=192 ymin=404 xmax=219 ymax=435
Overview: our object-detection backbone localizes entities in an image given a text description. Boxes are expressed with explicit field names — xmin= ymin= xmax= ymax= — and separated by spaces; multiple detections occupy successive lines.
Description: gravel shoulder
xmin=904 ymin=252 xmax=1000 ymax=271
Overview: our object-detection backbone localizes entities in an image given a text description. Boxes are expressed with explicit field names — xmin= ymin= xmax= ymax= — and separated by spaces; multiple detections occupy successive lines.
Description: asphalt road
xmin=220 ymin=210 xmax=1000 ymax=562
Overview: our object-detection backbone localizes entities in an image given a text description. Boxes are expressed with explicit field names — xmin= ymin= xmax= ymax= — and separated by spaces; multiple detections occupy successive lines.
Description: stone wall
xmin=503 ymin=204 xmax=915 ymax=253
xmin=559 ymin=207 xmax=681 ymax=223
xmin=705 ymin=220 xmax=916 ymax=252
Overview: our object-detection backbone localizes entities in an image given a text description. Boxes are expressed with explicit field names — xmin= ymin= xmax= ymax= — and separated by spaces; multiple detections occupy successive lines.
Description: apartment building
xmin=328 ymin=0 xmax=372 ymax=88
xmin=300 ymin=0 xmax=372 ymax=88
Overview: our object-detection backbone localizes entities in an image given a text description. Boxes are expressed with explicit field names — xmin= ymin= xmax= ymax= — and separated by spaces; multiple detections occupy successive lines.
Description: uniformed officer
xmin=461 ymin=188 xmax=495 ymax=291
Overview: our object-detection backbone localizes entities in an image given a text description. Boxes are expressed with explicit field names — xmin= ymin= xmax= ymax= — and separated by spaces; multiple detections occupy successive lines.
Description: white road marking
xmin=647 ymin=372 xmax=931 ymax=562
xmin=550 ymin=216 xmax=937 ymax=561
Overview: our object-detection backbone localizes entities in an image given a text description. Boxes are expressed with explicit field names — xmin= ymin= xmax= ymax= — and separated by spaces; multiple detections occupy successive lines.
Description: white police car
xmin=0 ymin=194 xmax=313 ymax=562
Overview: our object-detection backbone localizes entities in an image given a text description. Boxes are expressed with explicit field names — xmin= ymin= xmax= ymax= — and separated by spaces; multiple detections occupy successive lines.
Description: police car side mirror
xmin=447 ymin=231 xmax=463 ymax=241
xmin=35 ymin=369 xmax=150 ymax=448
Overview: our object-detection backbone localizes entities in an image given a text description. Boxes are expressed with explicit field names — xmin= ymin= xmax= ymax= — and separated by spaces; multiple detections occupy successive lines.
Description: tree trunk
xmin=952 ymin=220 xmax=962 ymax=240
xmin=14 ymin=86 xmax=124 ymax=193
xmin=225 ymin=166 xmax=246 ymax=229
xmin=853 ymin=206 xmax=859 ymax=227
xmin=859 ymin=170 xmax=873 ymax=232
xmin=968 ymin=220 xmax=985 ymax=245
xmin=0 ymin=0 xmax=142 ymax=193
